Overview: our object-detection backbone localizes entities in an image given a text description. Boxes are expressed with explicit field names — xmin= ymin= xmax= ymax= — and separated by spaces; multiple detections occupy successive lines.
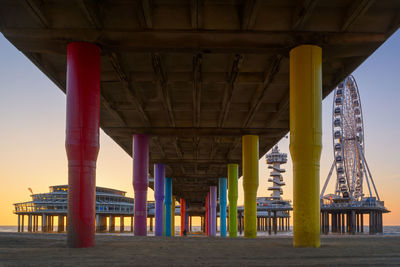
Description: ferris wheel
xmin=321 ymin=76 xmax=380 ymax=202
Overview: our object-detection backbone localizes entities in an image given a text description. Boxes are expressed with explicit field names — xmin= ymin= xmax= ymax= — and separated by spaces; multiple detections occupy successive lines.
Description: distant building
xmin=14 ymin=185 xmax=156 ymax=233
xmin=237 ymin=145 xmax=292 ymax=234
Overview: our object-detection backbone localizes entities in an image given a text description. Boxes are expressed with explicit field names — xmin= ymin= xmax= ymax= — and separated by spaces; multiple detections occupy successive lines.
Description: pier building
xmin=14 ymin=185 xmax=156 ymax=233
xmin=1 ymin=1 xmax=398 ymax=247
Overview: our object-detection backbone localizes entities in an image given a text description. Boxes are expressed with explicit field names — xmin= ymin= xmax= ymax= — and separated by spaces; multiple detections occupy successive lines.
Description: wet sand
xmin=0 ymin=233 xmax=399 ymax=266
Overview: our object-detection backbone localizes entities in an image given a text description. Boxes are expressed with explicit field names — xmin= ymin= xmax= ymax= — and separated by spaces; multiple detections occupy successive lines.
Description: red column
xmin=180 ymin=199 xmax=186 ymax=236
xmin=66 ymin=42 xmax=101 ymax=248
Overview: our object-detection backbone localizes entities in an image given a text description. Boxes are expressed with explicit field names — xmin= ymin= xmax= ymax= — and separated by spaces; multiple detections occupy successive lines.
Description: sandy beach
xmin=0 ymin=233 xmax=399 ymax=266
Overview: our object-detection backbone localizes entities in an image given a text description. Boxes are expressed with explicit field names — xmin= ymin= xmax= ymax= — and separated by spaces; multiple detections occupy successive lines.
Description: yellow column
xmin=242 ymin=135 xmax=259 ymax=238
xmin=290 ymin=45 xmax=322 ymax=247
xmin=171 ymin=196 xmax=175 ymax=236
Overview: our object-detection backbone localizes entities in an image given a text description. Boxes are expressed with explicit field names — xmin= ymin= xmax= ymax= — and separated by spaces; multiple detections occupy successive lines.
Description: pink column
xmin=66 ymin=42 xmax=101 ymax=248
xmin=133 ymin=134 xmax=149 ymax=236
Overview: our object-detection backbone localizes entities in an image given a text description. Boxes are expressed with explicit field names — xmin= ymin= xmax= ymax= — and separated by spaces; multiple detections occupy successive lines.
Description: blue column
xmin=219 ymin=178 xmax=227 ymax=237
xmin=154 ymin=164 xmax=165 ymax=236
xmin=164 ymin=177 xmax=172 ymax=236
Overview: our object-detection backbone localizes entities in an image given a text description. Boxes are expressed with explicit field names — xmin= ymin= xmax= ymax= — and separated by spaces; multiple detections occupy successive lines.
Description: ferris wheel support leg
xmin=321 ymin=161 xmax=335 ymax=198
xmin=289 ymin=45 xmax=322 ymax=248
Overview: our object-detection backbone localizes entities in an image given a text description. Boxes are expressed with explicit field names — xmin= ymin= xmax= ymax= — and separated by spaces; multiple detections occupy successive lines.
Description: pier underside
xmin=1 ymin=0 xmax=399 ymax=204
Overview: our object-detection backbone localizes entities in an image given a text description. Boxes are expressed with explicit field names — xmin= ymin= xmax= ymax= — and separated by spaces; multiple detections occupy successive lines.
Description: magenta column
xmin=66 ymin=42 xmax=101 ymax=248
xmin=133 ymin=134 xmax=149 ymax=236
xmin=154 ymin=164 xmax=165 ymax=236
xmin=210 ymin=186 xmax=217 ymax=237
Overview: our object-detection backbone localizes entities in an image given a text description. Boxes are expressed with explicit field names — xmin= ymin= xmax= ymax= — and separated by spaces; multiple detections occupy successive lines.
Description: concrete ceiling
xmin=0 ymin=0 xmax=399 ymax=205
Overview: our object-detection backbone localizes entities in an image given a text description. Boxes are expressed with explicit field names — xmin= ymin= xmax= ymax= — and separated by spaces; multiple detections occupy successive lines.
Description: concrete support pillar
xmin=47 ymin=216 xmax=52 ymax=232
xmin=41 ymin=214 xmax=46 ymax=232
xmin=154 ymin=163 xmax=165 ymax=237
xmin=228 ymin=164 xmax=238 ymax=237
xmin=28 ymin=215 xmax=32 ymax=232
xmin=242 ymin=135 xmax=259 ymax=238
xmin=361 ymin=213 xmax=364 ymax=233
xmin=110 ymin=215 xmax=115 ymax=232
xmin=238 ymin=213 xmax=242 ymax=235
xmin=209 ymin=186 xmax=217 ymax=237
xmin=369 ymin=211 xmax=375 ymax=234
xmin=268 ymin=213 xmax=271 ymax=235
xmin=342 ymin=213 xmax=346 ymax=233
xmin=17 ymin=215 xmax=20 ymax=232
xmin=185 ymin=203 xmax=189 ymax=233
xmin=96 ymin=215 xmax=107 ymax=232
xmin=219 ymin=178 xmax=227 ymax=237
xmin=133 ymin=134 xmax=149 ymax=236
xmin=171 ymin=196 xmax=176 ymax=236
xmin=131 ymin=216 xmax=134 ymax=232
xmin=165 ymin=177 xmax=172 ymax=236
xmin=350 ymin=210 xmax=356 ymax=235
xmin=120 ymin=216 xmax=125 ymax=232
xmin=356 ymin=213 xmax=360 ymax=233
xmin=290 ymin=45 xmax=322 ymax=247
xmin=189 ymin=216 xmax=192 ymax=232
xmin=35 ymin=216 xmax=39 ymax=232
xmin=205 ymin=194 xmax=209 ymax=236
xmin=66 ymin=42 xmax=100 ymax=248
xmin=180 ymin=198 xmax=186 ymax=236
xmin=58 ymin=215 xmax=64 ymax=232
xmin=31 ymin=215 xmax=34 ymax=232
xmin=273 ymin=212 xmax=277 ymax=234
xmin=149 ymin=217 xmax=153 ymax=232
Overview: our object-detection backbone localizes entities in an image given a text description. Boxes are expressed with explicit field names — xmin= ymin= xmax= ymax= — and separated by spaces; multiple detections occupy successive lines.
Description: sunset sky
xmin=0 ymin=30 xmax=399 ymax=227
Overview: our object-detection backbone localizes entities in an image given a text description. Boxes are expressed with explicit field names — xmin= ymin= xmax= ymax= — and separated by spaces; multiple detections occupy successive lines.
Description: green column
xmin=228 ymin=164 xmax=238 ymax=237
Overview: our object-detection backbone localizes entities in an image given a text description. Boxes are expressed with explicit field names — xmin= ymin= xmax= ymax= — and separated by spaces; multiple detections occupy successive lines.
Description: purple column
xmin=207 ymin=192 xmax=210 ymax=236
xmin=133 ymin=134 xmax=149 ymax=236
xmin=154 ymin=164 xmax=165 ymax=236
xmin=210 ymin=186 xmax=217 ymax=237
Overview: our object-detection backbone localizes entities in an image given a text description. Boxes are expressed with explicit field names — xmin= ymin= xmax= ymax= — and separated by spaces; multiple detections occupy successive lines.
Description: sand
xmin=0 ymin=233 xmax=399 ymax=266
